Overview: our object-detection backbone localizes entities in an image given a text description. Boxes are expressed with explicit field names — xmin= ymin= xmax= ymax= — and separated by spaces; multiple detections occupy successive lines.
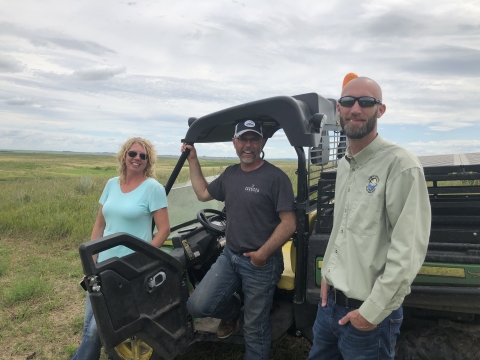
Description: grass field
xmin=0 ymin=151 xmax=309 ymax=360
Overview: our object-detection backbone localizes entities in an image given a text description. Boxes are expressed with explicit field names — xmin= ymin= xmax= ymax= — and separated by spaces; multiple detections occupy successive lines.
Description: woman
xmin=72 ymin=137 xmax=170 ymax=360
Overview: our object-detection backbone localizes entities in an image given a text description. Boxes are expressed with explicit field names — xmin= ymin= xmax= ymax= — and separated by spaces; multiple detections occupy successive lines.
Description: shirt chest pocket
xmin=347 ymin=193 xmax=383 ymax=236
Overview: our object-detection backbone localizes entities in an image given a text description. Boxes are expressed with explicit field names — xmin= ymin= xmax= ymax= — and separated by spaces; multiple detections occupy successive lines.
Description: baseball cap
xmin=234 ymin=120 xmax=263 ymax=138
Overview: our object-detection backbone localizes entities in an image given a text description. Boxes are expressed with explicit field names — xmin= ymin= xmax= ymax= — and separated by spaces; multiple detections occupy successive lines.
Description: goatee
xmin=340 ymin=109 xmax=378 ymax=139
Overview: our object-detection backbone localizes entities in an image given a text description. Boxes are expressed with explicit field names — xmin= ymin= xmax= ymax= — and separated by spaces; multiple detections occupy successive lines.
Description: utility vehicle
xmin=79 ymin=93 xmax=480 ymax=360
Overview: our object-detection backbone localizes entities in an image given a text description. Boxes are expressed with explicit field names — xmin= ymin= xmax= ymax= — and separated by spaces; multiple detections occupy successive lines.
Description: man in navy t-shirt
xmin=182 ymin=120 xmax=296 ymax=360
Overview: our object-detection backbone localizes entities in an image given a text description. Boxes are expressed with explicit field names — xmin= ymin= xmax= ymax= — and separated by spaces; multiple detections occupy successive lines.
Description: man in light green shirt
xmin=308 ymin=77 xmax=431 ymax=360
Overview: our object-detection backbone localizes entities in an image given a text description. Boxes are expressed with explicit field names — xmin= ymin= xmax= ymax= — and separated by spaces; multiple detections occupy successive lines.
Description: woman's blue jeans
xmin=71 ymin=293 xmax=102 ymax=360
xmin=187 ymin=246 xmax=284 ymax=360
xmin=307 ymin=291 xmax=403 ymax=360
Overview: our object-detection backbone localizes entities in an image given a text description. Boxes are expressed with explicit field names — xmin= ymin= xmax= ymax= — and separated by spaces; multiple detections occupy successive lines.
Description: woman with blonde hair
xmin=72 ymin=137 xmax=170 ymax=360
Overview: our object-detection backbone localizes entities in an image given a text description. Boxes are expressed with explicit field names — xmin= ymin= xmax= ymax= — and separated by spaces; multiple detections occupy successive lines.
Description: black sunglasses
xmin=338 ymin=96 xmax=382 ymax=108
xmin=127 ymin=151 xmax=148 ymax=160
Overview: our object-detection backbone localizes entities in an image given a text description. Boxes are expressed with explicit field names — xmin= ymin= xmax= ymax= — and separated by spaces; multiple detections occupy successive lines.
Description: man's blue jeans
xmin=187 ymin=246 xmax=284 ymax=360
xmin=307 ymin=292 xmax=403 ymax=360
xmin=71 ymin=293 xmax=102 ymax=360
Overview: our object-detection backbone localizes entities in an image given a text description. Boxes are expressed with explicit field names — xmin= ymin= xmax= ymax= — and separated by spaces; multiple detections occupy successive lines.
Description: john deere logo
xmin=366 ymin=175 xmax=379 ymax=193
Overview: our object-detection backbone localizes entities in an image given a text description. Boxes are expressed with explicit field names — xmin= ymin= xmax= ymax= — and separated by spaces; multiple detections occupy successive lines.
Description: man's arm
xmin=181 ymin=143 xmax=213 ymax=202
xmin=347 ymin=167 xmax=431 ymax=326
xmin=244 ymin=210 xmax=296 ymax=267
xmin=339 ymin=167 xmax=430 ymax=328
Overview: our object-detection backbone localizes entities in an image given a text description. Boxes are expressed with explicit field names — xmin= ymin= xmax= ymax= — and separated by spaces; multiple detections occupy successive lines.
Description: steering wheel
xmin=196 ymin=209 xmax=226 ymax=236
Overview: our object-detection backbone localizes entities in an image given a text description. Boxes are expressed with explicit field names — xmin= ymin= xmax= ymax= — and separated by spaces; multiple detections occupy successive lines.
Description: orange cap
xmin=342 ymin=73 xmax=358 ymax=88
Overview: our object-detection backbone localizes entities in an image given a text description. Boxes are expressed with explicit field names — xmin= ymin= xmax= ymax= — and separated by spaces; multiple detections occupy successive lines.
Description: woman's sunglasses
xmin=127 ymin=151 xmax=148 ymax=160
xmin=338 ymin=96 xmax=382 ymax=108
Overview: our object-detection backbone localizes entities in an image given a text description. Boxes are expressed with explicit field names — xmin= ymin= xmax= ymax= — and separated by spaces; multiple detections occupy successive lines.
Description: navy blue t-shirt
xmin=207 ymin=161 xmax=295 ymax=253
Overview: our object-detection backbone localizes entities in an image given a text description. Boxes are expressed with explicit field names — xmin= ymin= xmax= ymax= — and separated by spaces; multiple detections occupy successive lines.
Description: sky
xmin=1 ymin=0 xmax=479 ymax=159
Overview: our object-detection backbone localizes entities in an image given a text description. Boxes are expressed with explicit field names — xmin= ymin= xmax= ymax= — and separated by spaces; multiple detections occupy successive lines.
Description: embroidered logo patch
xmin=366 ymin=175 xmax=379 ymax=193
xmin=244 ymin=120 xmax=256 ymax=127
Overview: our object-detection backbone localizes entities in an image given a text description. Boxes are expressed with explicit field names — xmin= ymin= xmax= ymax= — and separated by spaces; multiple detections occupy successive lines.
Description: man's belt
xmin=332 ymin=288 xmax=363 ymax=309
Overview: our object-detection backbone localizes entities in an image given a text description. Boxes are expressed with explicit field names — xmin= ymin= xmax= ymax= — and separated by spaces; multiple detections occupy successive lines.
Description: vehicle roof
xmin=321 ymin=152 xmax=480 ymax=179
xmin=418 ymin=152 xmax=480 ymax=167
xmin=181 ymin=93 xmax=337 ymax=147
xmin=418 ymin=152 xmax=480 ymax=174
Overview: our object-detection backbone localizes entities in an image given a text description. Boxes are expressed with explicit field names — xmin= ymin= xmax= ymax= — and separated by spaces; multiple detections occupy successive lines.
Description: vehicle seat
xmin=276 ymin=210 xmax=316 ymax=291
xmin=277 ymin=240 xmax=296 ymax=290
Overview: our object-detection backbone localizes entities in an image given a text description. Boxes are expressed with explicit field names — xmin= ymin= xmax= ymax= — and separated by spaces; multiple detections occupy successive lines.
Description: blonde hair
xmin=116 ymin=137 xmax=157 ymax=183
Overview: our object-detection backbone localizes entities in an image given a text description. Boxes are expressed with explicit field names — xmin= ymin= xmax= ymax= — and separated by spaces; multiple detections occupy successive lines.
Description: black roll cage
xmin=163 ymin=92 xmax=339 ymax=305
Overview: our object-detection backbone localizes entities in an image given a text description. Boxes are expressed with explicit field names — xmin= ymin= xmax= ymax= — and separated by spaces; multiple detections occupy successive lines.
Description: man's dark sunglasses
xmin=338 ymin=96 xmax=382 ymax=108
xmin=127 ymin=151 xmax=148 ymax=160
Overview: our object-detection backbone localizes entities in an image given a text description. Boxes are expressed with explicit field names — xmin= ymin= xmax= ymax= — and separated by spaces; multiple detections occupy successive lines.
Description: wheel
xmin=196 ymin=209 xmax=226 ymax=236
xmin=106 ymin=336 xmax=163 ymax=360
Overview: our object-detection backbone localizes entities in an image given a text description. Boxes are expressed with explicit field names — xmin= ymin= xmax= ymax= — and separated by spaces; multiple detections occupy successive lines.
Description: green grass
xmin=0 ymin=151 xmax=303 ymax=360
xmin=0 ymin=152 xmax=119 ymax=181
xmin=3 ymin=278 xmax=53 ymax=306
xmin=0 ymin=176 xmax=102 ymax=244
xmin=0 ymin=152 xmax=297 ymax=246
xmin=0 ymin=243 xmax=8 ymax=277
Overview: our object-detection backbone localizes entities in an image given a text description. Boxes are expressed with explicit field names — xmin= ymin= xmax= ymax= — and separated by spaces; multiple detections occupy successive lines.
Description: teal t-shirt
xmin=97 ymin=177 xmax=168 ymax=262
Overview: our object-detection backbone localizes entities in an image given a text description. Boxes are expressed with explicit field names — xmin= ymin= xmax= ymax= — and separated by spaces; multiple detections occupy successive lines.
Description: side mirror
xmin=309 ymin=113 xmax=326 ymax=133
xmin=188 ymin=117 xmax=197 ymax=127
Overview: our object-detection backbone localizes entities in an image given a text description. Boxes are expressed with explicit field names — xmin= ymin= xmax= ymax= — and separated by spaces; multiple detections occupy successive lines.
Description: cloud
xmin=4 ymin=97 xmax=34 ymax=106
xmin=428 ymin=126 xmax=455 ymax=132
xmin=402 ymin=45 xmax=480 ymax=77
xmin=2 ymin=129 xmax=26 ymax=138
xmin=0 ymin=22 xmax=115 ymax=56
xmin=428 ymin=122 xmax=473 ymax=132
xmin=0 ymin=128 xmax=127 ymax=153
xmin=0 ymin=54 xmax=24 ymax=72
xmin=42 ymin=37 xmax=116 ymax=56
xmin=363 ymin=12 xmax=426 ymax=38
xmin=72 ymin=65 xmax=126 ymax=81
xmin=0 ymin=0 xmax=479 ymax=159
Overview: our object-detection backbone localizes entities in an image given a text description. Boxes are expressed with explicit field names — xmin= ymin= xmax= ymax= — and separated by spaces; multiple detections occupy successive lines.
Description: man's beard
xmin=340 ymin=109 xmax=378 ymax=139
xmin=236 ymin=148 xmax=258 ymax=164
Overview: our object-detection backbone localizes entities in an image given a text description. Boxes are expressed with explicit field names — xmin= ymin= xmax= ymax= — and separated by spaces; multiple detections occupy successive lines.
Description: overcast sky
xmin=1 ymin=0 xmax=479 ymax=159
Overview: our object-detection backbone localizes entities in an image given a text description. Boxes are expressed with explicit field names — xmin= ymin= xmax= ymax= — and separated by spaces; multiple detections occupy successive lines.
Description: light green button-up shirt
xmin=322 ymin=134 xmax=431 ymax=325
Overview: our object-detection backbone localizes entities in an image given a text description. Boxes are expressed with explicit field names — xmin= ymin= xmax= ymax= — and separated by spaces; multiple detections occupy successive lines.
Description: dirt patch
xmin=396 ymin=322 xmax=480 ymax=360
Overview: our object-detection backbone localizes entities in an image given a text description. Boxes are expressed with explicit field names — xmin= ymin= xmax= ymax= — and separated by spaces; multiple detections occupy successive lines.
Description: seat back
xmin=277 ymin=240 xmax=295 ymax=290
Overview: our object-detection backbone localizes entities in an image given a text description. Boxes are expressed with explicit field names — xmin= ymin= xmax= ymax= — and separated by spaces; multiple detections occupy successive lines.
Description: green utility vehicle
xmin=79 ymin=93 xmax=480 ymax=360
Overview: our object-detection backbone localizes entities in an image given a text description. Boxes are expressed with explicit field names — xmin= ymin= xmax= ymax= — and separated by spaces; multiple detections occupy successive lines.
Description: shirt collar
xmin=345 ymin=134 xmax=385 ymax=168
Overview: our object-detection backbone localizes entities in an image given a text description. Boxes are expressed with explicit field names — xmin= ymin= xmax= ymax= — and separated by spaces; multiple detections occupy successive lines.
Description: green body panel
xmin=315 ymin=258 xmax=480 ymax=287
